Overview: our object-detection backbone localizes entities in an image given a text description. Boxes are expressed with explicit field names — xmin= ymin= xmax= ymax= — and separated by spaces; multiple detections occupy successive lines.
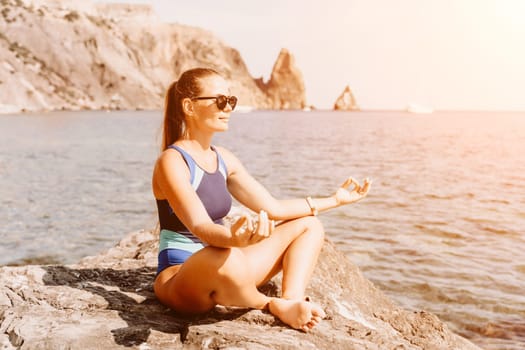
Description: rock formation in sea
xmin=256 ymin=48 xmax=307 ymax=110
xmin=0 ymin=228 xmax=481 ymax=349
xmin=334 ymin=85 xmax=359 ymax=111
xmin=0 ymin=0 xmax=305 ymax=113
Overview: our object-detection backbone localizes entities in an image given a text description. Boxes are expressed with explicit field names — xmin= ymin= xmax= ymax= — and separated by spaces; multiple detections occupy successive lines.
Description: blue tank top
xmin=155 ymin=145 xmax=232 ymax=243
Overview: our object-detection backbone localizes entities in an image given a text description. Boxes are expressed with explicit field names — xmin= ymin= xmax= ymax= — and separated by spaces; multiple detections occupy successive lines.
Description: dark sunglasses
xmin=191 ymin=95 xmax=238 ymax=111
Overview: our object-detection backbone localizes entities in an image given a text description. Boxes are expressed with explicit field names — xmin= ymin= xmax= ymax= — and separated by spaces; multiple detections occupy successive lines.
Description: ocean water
xmin=0 ymin=110 xmax=524 ymax=349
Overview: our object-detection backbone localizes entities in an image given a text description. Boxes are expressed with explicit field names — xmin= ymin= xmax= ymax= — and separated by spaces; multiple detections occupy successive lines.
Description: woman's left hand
xmin=333 ymin=177 xmax=372 ymax=206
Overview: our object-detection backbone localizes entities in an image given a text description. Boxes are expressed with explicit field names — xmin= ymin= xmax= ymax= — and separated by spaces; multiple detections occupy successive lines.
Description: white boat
xmin=234 ymin=105 xmax=254 ymax=113
xmin=406 ymin=103 xmax=434 ymax=114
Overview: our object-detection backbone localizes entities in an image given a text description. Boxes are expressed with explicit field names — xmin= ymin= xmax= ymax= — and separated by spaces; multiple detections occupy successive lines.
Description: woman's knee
xmin=299 ymin=216 xmax=325 ymax=241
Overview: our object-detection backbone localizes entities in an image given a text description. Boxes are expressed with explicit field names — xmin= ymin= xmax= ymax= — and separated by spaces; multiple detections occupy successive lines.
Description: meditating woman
xmin=152 ymin=67 xmax=371 ymax=332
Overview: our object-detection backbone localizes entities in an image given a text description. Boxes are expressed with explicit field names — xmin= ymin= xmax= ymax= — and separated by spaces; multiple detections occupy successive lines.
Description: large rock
xmin=0 ymin=0 xmax=302 ymax=113
xmin=0 ymin=229 xmax=480 ymax=350
xmin=256 ymin=48 xmax=307 ymax=110
xmin=334 ymin=85 xmax=359 ymax=111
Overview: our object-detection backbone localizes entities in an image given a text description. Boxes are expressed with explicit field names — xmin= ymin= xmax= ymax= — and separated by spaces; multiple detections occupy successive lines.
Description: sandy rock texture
xmin=0 ymin=229 xmax=480 ymax=350
xmin=0 ymin=0 xmax=306 ymax=113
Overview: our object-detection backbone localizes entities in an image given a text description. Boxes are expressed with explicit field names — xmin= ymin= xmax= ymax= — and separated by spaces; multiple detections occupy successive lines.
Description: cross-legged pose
xmin=152 ymin=68 xmax=371 ymax=332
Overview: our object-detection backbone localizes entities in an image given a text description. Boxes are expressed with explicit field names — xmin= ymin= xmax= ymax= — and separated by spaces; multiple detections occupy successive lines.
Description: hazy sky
xmin=96 ymin=0 xmax=525 ymax=110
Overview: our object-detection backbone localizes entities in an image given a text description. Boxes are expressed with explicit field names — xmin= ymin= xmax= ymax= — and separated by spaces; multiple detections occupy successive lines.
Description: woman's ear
xmin=182 ymin=98 xmax=194 ymax=116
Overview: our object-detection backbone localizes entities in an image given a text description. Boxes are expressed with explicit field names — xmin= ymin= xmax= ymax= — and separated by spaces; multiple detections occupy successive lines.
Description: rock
xmin=257 ymin=48 xmax=307 ymax=110
xmin=0 ymin=0 xmax=303 ymax=113
xmin=0 ymin=229 xmax=481 ymax=350
xmin=334 ymin=85 xmax=359 ymax=111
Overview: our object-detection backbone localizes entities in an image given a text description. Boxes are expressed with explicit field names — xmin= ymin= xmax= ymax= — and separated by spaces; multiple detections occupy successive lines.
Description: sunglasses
xmin=191 ymin=95 xmax=238 ymax=111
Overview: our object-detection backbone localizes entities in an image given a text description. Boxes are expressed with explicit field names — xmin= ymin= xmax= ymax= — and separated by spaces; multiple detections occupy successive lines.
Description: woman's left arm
xmin=218 ymin=147 xmax=371 ymax=221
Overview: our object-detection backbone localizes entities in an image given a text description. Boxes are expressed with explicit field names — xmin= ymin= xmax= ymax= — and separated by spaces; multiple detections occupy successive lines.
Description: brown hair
xmin=161 ymin=68 xmax=220 ymax=150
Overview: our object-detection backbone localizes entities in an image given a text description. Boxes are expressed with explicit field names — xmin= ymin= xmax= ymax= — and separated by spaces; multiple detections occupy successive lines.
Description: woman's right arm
xmin=153 ymin=150 xmax=269 ymax=247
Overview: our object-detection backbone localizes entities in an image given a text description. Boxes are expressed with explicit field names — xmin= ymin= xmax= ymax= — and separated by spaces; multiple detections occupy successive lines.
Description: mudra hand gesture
xmin=229 ymin=210 xmax=275 ymax=247
xmin=334 ymin=177 xmax=372 ymax=206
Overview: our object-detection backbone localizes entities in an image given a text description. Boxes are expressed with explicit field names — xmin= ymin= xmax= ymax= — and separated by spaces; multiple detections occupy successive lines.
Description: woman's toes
xmin=311 ymin=304 xmax=326 ymax=318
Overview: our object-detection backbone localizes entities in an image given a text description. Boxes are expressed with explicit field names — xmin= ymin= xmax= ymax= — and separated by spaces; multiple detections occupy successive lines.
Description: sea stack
xmin=257 ymin=48 xmax=307 ymax=110
xmin=334 ymin=85 xmax=359 ymax=111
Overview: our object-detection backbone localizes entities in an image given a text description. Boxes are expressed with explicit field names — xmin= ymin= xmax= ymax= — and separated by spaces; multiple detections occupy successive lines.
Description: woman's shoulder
xmin=155 ymin=147 xmax=188 ymax=172
xmin=152 ymin=147 xmax=191 ymax=196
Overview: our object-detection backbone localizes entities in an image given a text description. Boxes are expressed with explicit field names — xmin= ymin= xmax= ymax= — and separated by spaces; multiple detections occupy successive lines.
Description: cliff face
xmin=257 ymin=48 xmax=307 ymax=110
xmin=0 ymin=229 xmax=481 ymax=350
xmin=334 ymin=85 xmax=359 ymax=111
xmin=0 ymin=0 xmax=306 ymax=113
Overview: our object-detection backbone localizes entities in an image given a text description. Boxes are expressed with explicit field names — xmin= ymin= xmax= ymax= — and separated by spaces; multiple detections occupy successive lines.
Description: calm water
xmin=1 ymin=110 xmax=524 ymax=349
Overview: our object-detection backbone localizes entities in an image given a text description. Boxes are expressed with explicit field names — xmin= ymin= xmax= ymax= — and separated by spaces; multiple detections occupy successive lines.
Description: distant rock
xmin=334 ymin=85 xmax=359 ymax=111
xmin=0 ymin=228 xmax=480 ymax=350
xmin=257 ymin=48 xmax=307 ymax=110
xmin=0 ymin=0 xmax=304 ymax=113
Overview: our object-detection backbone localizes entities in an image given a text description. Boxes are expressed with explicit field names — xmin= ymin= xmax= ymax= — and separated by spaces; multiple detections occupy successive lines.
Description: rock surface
xmin=256 ymin=48 xmax=307 ymax=110
xmin=334 ymin=85 xmax=359 ymax=111
xmin=0 ymin=0 xmax=305 ymax=113
xmin=0 ymin=229 xmax=481 ymax=350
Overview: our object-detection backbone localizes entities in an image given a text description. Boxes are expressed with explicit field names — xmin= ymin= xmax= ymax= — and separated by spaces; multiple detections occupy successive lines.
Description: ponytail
xmin=162 ymin=81 xmax=182 ymax=150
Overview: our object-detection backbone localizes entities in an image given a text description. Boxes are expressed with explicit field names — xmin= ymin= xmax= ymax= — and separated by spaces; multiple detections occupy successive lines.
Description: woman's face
xmin=188 ymin=74 xmax=234 ymax=133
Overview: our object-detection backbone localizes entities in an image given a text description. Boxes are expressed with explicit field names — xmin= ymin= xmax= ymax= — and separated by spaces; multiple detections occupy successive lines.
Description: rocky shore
xmin=0 ymin=229 xmax=481 ymax=349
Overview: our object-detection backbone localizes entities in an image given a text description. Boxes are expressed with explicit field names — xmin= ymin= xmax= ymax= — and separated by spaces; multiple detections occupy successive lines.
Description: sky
xmin=95 ymin=0 xmax=525 ymax=110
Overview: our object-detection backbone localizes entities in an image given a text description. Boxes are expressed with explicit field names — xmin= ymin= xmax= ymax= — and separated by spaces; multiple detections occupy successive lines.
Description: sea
xmin=0 ymin=110 xmax=524 ymax=349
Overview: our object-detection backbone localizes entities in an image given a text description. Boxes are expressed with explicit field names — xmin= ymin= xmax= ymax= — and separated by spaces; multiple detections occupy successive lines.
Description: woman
xmin=152 ymin=67 xmax=371 ymax=332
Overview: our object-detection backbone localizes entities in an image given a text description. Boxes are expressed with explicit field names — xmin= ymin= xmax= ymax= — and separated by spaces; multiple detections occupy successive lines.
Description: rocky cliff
xmin=0 ymin=0 xmax=306 ymax=113
xmin=334 ymin=85 xmax=359 ymax=111
xmin=0 ymin=228 xmax=481 ymax=350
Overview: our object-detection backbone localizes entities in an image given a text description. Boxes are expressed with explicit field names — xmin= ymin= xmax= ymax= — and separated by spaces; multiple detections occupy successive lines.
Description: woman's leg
xmin=154 ymin=246 xmax=269 ymax=313
xmin=240 ymin=216 xmax=325 ymax=300
xmin=227 ymin=215 xmax=326 ymax=330
xmin=154 ymin=217 xmax=326 ymax=331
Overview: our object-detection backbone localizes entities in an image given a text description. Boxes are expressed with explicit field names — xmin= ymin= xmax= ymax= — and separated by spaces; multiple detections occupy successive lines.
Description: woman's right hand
xmin=230 ymin=210 xmax=275 ymax=247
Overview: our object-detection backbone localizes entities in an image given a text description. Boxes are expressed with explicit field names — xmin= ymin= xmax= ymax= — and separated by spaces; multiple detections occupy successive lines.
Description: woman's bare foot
xmin=268 ymin=298 xmax=326 ymax=332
